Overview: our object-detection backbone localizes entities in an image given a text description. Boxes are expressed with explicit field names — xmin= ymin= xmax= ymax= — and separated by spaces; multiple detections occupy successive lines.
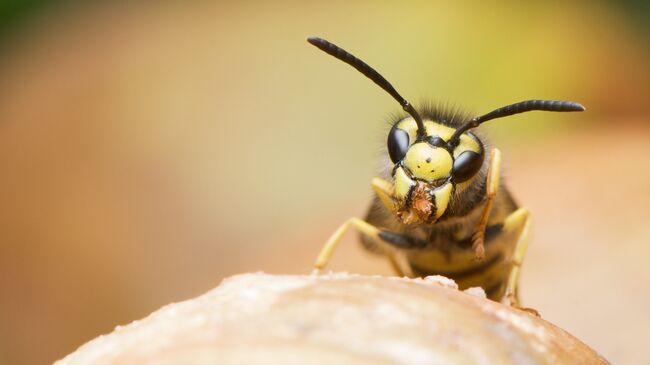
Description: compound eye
xmin=452 ymin=150 xmax=484 ymax=183
xmin=387 ymin=126 xmax=410 ymax=163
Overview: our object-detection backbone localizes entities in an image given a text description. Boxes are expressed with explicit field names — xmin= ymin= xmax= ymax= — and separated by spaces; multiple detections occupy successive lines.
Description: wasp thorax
xmin=403 ymin=142 xmax=452 ymax=183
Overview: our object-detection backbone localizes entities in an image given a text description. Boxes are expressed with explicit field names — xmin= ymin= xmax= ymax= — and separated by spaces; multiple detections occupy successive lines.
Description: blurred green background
xmin=0 ymin=1 xmax=648 ymax=364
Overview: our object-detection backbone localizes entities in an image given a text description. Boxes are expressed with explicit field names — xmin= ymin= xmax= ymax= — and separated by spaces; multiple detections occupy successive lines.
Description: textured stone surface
xmin=56 ymin=273 xmax=609 ymax=365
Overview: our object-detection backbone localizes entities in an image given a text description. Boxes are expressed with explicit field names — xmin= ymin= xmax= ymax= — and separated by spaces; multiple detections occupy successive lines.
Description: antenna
xmin=448 ymin=99 xmax=586 ymax=145
xmin=307 ymin=36 xmax=426 ymax=136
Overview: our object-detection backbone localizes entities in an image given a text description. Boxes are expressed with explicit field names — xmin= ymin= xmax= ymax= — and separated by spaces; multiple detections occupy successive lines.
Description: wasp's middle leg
xmin=314 ymin=217 xmax=381 ymax=272
xmin=472 ymin=148 xmax=502 ymax=260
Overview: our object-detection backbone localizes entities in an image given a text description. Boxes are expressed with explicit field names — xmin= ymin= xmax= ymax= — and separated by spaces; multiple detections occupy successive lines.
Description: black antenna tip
xmin=307 ymin=36 xmax=323 ymax=46
xmin=305 ymin=35 xmax=427 ymax=135
xmin=573 ymin=102 xmax=586 ymax=112
xmin=555 ymin=101 xmax=586 ymax=112
xmin=306 ymin=36 xmax=337 ymax=56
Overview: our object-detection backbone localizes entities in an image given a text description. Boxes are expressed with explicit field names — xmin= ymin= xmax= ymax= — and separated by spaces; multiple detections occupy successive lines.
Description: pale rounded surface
xmin=55 ymin=273 xmax=610 ymax=365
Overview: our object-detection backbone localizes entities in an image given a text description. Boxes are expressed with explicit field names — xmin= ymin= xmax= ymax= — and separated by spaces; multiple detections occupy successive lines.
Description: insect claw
xmin=507 ymin=293 xmax=541 ymax=317
xmin=518 ymin=307 xmax=541 ymax=317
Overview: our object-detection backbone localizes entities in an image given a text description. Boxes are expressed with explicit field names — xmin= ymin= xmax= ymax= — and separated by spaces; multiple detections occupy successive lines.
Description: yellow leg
xmin=370 ymin=177 xmax=406 ymax=275
xmin=501 ymin=208 xmax=532 ymax=310
xmin=371 ymin=177 xmax=396 ymax=213
xmin=313 ymin=178 xmax=407 ymax=275
xmin=372 ymin=177 xmax=406 ymax=275
xmin=313 ymin=217 xmax=406 ymax=276
xmin=314 ymin=218 xmax=380 ymax=271
xmin=385 ymin=251 xmax=406 ymax=277
xmin=472 ymin=148 xmax=501 ymax=260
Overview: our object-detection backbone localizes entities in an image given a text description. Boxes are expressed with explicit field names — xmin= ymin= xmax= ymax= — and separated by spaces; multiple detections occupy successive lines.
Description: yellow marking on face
xmin=453 ymin=133 xmax=481 ymax=158
xmin=425 ymin=122 xmax=456 ymax=141
xmin=403 ymin=143 xmax=452 ymax=182
xmin=395 ymin=118 xmax=482 ymax=159
xmin=394 ymin=166 xmax=415 ymax=201
xmin=396 ymin=119 xmax=455 ymax=142
xmin=432 ymin=182 xmax=453 ymax=220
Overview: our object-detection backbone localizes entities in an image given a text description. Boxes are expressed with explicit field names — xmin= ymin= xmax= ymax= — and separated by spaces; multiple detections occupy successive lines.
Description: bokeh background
xmin=0 ymin=1 xmax=648 ymax=364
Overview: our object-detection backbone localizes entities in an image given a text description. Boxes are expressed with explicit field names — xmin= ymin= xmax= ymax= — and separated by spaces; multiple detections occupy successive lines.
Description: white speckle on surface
xmin=464 ymin=286 xmax=487 ymax=298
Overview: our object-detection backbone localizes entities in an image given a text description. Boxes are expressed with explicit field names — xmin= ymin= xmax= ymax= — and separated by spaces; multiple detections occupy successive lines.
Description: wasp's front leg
xmin=313 ymin=177 xmax=416 ymax=276
xmin=472 ymin=148 xmax=501 ymax=260
xmin=371 ymin=177 xmax=397 ymax=213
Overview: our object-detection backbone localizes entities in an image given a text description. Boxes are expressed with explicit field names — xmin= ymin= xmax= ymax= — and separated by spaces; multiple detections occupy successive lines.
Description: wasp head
xmin=388 ymin=117 xmax=484 ymax=225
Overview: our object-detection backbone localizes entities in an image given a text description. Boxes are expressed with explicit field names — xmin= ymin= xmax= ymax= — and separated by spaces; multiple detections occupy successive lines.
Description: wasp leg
xmin=313 ymin=217 xmax=412 ymax=276
xmin=314 ymin=218 xmax=381 ymax=272
xmin=371 ymin=177 xmax=407 ymax=275
xmin=371 ymin=177 xmax=396 ymax=213
xmin=472 ymin=148 xmax=502 ymax=260
xmin=384 ymin=251 xmax=406 ymax=277
xmin=501 ymin=208 xmax=537 ymax=314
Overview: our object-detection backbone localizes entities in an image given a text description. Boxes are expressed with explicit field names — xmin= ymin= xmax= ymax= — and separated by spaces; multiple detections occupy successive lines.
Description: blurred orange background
xmin=0 ymin=1 xmax=648 ymax=364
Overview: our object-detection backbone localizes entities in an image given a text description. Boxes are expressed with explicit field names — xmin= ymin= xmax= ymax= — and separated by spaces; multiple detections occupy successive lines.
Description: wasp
xmin=307 ymin=36 xmax=585 ymax=307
